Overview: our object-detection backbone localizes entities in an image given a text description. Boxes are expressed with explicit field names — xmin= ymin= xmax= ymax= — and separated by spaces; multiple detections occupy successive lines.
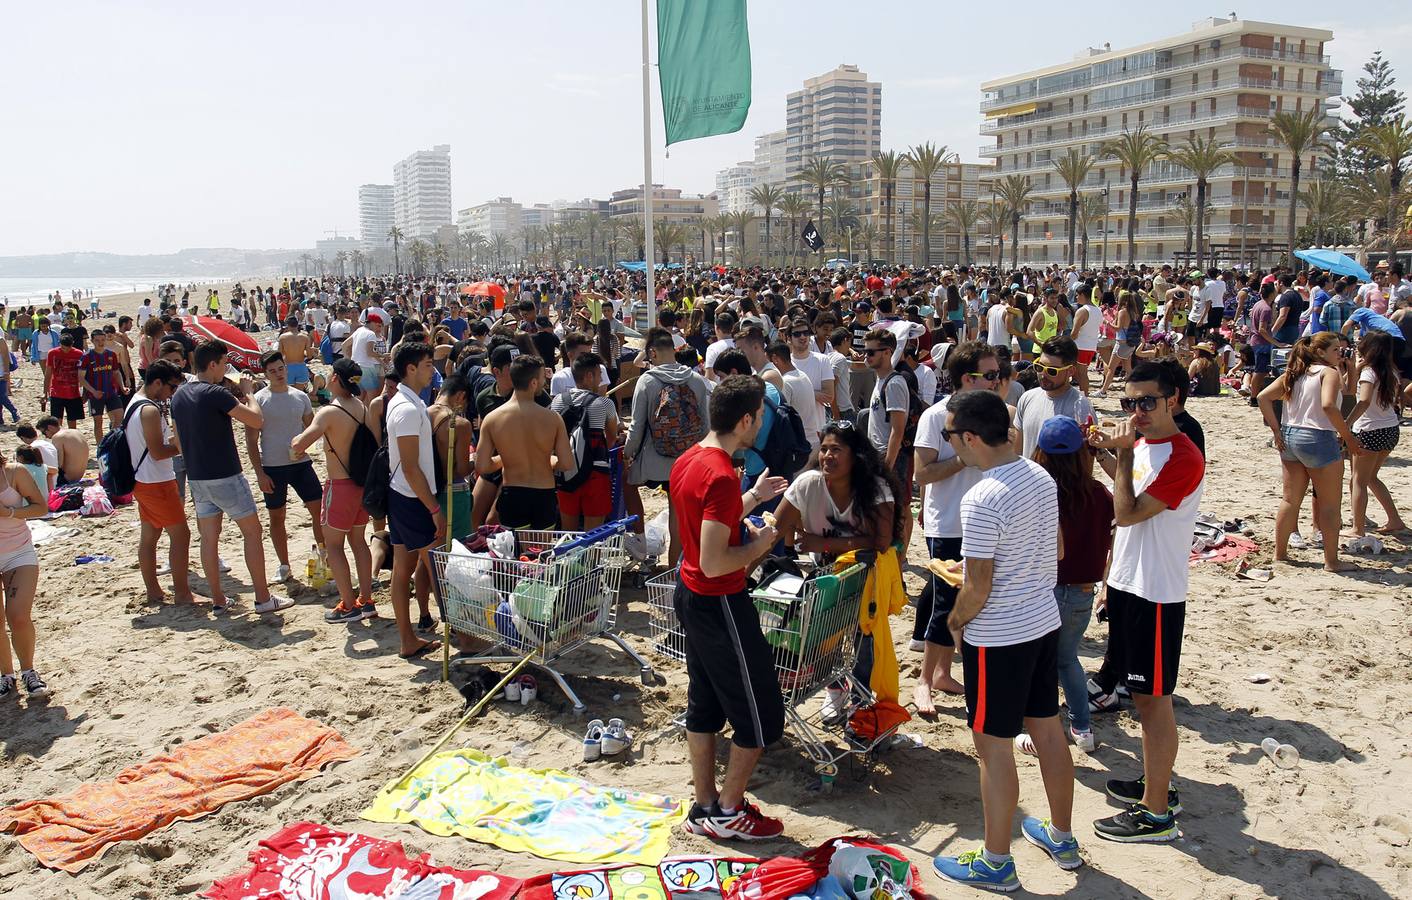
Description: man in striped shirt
xmin=932 ymin=390 xmax=1079 ymax=892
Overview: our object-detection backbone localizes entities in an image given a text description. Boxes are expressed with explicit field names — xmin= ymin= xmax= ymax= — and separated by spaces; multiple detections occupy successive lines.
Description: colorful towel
xmin=517 ymin=857 xmax=761 ymax=900
xmin=362 ymin=748 xmax=685 ymax=865
xmin=0 ymin=708 xmax=357 ymax=872
xmin=204 ymin=821 xmax=523 ymax=900
xmin=1190 ymin=534 xmax=1258 ymax=565
xmin=727 ymin=837 xmax=923 ymax=900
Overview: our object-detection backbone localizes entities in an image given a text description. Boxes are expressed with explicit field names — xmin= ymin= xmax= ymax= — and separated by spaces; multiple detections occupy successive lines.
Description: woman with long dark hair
xmin=1346 ymin=331 xmax=1405 ymax=536
xmin=772 ymin=421 xmax=900 ymax=563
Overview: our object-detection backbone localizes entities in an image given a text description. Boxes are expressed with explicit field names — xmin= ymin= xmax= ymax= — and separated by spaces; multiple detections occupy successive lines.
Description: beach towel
xmin=833 ymin=547 xmax=908 ymax=706
xmin=726 ymin=837 xmax=923 ymax=900
xmin=204 ymin=821 xmax=522 ymax=900
xmin=517 ymin=856 xmax=761 ymax=900
xmin=362 ymin=748 xmax=685 ymax=865
xmin=0 ymin=708 xmax=357 ymax=872
xmin=1190 ymin=534 xmax=1258 ymax=565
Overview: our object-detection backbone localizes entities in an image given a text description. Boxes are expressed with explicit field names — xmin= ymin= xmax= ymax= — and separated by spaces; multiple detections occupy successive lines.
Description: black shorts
xmin=387 ymin=490 xmax=437 ymax=550
xmin=640 ymin=478 xmax=671 ymax=492
xmin=87 ymin=394 xmax=123 ymax=417
xmin=496 ymin=485 xmax=558 ymax=531
xmin=50 ymin=396 xmax=84 ymax=421
xmin=924 ymin=536 xmax=963 ymax=646
xmin=1396 ymin=355 xmax=1412 ymax=382
xmin=1105 ymin=587 xmax=1184 ymax=697
xmin=262 ymin=460 xmax=323 ymax=509
xmin=674 ymin=580 xmax=785 ymax=748
xmin=962 ymin=629 xmax=1060 ymax=739
xmin=1206 ymin=306 xmax=1223 ymax=329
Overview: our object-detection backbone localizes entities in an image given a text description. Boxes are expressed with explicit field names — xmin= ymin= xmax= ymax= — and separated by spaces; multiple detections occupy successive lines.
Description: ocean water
xmin=0 ymin=276 xmax=229 ymax=306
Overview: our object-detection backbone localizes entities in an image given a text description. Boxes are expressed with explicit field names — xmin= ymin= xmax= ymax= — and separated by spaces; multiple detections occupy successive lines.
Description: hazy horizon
xmin=4 ymin=0 xmax=1406 ymax=257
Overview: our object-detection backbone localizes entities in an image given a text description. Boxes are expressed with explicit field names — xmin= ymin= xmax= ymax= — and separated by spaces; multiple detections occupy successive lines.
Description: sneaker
xmin=1287 ymin=532 xmax=1308 ymax=550
xmin=1093 ymin=805 xmax=1179 ymax=844
xmin=1114 ymin=683 xmax=1131 ymax=700
xmin=324 ymin=602 xmax=362 ymax=624
xmin=702 ymin=799 xmax=784 ymax=841
xmin=582 ymin=718 xmax=604 ymax=762
xmin=274 ymin=564 xmax=292 ymax=583
xmin=932 ymin=848 xmax=1020 ymax=893
xmin=0 ymin=674 xmax=15 ymax=699
xmin=1092 ymin=389 xmax=1107 ymax=398
xmin=601 ymin=718 xmax=632 ymax=756
xmin=682 ymin=802 xmax=714 ymax=835
xmin=218 ymin=556 xmax=232 ymax=573
xmin=908 ymin=638 xmax=925 ymax=653
xmin=358 ymin=602 xmax=379 ymax=620
xmin=254 ymin=595 xmax=295 ymax=614
xmin=1069 ymin=727 xmax=1096 ymax=753
xmin=19 ymin=670 xmax=48 ymax=698
xmin=1021 ymin=817 xmax=1083 ymax=870
xmin=1088 ymin=689 xmax=1120 ymax=714
xmin=820 ymin=687 xmax=848 ymax=725
xmin=1105 ymin=776 xmax=1182 ymax=815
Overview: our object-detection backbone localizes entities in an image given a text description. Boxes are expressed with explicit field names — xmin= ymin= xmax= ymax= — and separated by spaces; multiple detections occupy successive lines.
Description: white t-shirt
xmin=958 ymin=457 xmax=1061 ymax=647
xmin=783 ymin=470 xmax=892 ymax=563
xmin=914 ymin=395 xmax=985 ymax=539
xmin=867 ymin=371 xmax=911 ymax=456
xmin=549 ymin=365 xmax=610 ymax=398
xmin=703 ymin=338 xmax=735 ymax=374
xmin=1353 ymin=368 xmax=1399 ymax=432
xmin=791 ymin=351 xmax=833 ymax=429
xmin=915 ymin=363 xmax=938 ymax=405
xmin=136 ymin=303 xmax=154 ymax=328
xmin=1107 ymin=434 xmax=1205 ymax=605
xmin=349 ymin=326 xmax=381 ymax=368
xmin=781 ymin=368 xmax=822 ymax=448
xmin=328 ymin=319 xmax=351 ymax=341
xmin=986 ymin=304 xmax=1011 ymax=348
xmin=124 ymin=394 xmax=175 ymax=483
xmin=31 ymin=439 xmax=58 ymax=472
xmin=386 ymin=384 xmax=436 ymax=499
xmin=1201 ymin=278 xmax=1226 ymax=311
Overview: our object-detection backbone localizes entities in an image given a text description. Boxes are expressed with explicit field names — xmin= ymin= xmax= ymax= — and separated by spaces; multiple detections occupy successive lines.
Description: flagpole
xmin=641 ymin=0 xmax=656 ymax=327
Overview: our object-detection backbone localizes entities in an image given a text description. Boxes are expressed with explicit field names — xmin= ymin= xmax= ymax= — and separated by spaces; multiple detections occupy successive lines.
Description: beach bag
xmin=556 ymin=392 xmax=609 ymax=492
xmin=96 ymin=399 xmax=152 ymax=497
xmin=360 ymin=445 xmax=395 ymax=519
xmin=648 ymin=377 xmax=705 ymax=457
xmin=758 ymin=394 xmax=811 ymax=479
xmin=80 ymin=483 xmax=113 ymax=517
xmin=49 ymin=482 xmax=87 ymax=512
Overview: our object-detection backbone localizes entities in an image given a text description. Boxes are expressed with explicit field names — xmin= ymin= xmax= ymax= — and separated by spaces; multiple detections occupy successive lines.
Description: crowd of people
xmin=0 ymin=258 xmax=1408 ymax=890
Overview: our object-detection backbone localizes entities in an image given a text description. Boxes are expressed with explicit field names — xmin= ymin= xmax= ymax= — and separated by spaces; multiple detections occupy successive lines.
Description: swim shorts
xmin=321 ymin=477 xmax=370 ymax=532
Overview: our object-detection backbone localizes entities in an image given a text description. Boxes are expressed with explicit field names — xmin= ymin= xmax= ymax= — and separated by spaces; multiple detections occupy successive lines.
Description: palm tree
xmin=432 ymin=242 xmax=450 ymax=273
xmin=730 ymin=211 xmax=756 ymax=265
xmin=1076 ymin=193 xmax=1108 ymax=269
xmin=979 ymin=200 xmax=1008 ymax=268
xmin=1102 ymin=126 xmax=1169 ymax=265
xmin=386 ymin=226 xmax=404 ymax=274
xmin=1356 ymin=118 xmax=1412 ymax=194
xmin=299 ymin=253 xmax=313 ymax=277
xmin=409 ymin=239 xmax=431 ymax=276
xmin=993 ymin=174 xmax=1035 ymax=269
xmin=1052 ymin=149 xmax=1095 ymax=266
xmin=578 ymin=212 xmax=603 ymax=267
xmin=905 ymin=142 xmax=957 ymax=266
xmin=871 ymin=150 xmax=905 ymax=262
xmin=624 ymin=219 xmax=646 ymax=263
xmin=1349 ymin=169 xmax=1411 ymax=256
xmin=748 ymin=184 xmax=785 ymax=266
xmin=944 ymin=200 xmax=980 ymax=265
xmin=1164 ymin=136 xmax=1238 ymax=267
xmin=334 ymin=250 xmax=350 ymax=277
xmin=907 ymin=208 xmax=943 ymax=266
xmin=792 ymin=156 xmax=849 ymax=261
xmin=1172 ymin=197 xmax=1199 ymax=256
xmin=1268 ymin=108 xmax=1329 ymax=264
xmin=652 ymin=219 xmax=678 ymax=266
xmin=855 ymin=220 xmax=879 ymax=263
xmin=491 ymin=234 xmax=511 ymax=268
xmin=602 ymin=217 xmax=624 ymax=266
xmin=777 ymin=194 xmax=812 ymax=265
xmin=825 ymin=199 xmax=859 ymax=256
xmin=1299 ymin=178 xmax=1353 ymax=247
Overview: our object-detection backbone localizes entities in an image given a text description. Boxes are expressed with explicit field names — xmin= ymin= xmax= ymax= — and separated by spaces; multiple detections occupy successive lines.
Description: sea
xmin=0 ymin=275 xmax=230 ymax=307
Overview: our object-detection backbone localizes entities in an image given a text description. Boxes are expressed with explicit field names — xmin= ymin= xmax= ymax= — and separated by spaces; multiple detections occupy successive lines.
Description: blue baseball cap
xmin=1037 ymin=416 xmax=1084 ymax=455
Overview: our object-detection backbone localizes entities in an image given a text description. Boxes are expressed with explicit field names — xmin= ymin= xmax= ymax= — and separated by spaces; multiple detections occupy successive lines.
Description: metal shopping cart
xmin=645 ymin=561 xmax=896 ymax=786
xmin=431 ymin=518 xmax=654 ymax=715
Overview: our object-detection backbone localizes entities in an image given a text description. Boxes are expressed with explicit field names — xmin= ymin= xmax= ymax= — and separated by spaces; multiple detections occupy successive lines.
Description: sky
xmin=2 ymin=0 xmax=1408 ymax=256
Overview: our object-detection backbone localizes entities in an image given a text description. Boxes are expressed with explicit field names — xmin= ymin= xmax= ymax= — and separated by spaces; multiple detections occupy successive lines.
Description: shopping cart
xmin=432 ymin=518 xmax=653 ymax=715
xmin=645 ymin=561 xmax=896 ymax=785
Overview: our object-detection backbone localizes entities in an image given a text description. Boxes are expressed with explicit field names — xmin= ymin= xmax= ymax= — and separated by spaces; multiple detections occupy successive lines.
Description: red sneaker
xmin=702 ymin=800 xmax=783 ymax=841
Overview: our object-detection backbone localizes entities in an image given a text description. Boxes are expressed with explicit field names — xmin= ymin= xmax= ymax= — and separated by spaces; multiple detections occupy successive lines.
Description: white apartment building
xmin=358 ymin=184 xmax=394 ymax=249
xmin=392 ymin=144 xmax=453 ymax=239
xmin=785 ymin=65 xmax=882 ymax=187
xmin=607 ymin=185 xmax=718 ymax=226
xmin=714 ymin=162 xmax=760 ymax=215
xmin=754 ymin=129 xmax=788 ymax=187
xmin=457 ymin=197 xmax=523 ymax=241
xmin=980 ymin=17 xmax=1340 ymax=266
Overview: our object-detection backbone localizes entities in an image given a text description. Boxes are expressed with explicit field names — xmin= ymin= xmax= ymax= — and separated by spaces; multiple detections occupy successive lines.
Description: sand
xmin=0 ymin=307 xmax=1409 ymax=897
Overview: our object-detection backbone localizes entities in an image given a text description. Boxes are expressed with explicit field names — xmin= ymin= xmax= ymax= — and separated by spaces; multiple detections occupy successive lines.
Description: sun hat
xmin=1037 ymin=416 xmax=1084 ymax=455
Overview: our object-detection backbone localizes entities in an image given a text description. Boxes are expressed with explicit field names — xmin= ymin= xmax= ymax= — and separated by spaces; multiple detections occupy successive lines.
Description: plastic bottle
xmin=307 ymin=543 xmax=329 ymax=588
xmin=1260 ymin=737 xmax=1299 ymax=769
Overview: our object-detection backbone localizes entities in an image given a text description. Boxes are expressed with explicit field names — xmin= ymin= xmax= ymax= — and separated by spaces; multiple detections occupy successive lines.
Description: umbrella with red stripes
xmin=179 ymin=316 xmax=266 ymax=372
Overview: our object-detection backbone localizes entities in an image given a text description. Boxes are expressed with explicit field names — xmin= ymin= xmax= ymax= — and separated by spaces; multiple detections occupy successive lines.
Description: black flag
xmin=801 ymin=220 xmax=823 ymax=251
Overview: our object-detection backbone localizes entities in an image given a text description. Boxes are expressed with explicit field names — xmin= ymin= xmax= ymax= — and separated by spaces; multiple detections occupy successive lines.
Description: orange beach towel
xmin=0 ymin=707 xmax=357 ymax=872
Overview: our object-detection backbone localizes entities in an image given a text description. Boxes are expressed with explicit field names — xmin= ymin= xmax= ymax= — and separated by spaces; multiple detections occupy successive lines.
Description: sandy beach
xmin=0 ymin=342 xmax=1408 ymax=897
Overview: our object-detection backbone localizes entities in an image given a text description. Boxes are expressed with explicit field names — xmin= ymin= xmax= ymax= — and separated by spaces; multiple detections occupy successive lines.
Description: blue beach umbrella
xmin=1293 ymin=248 xmax=1372 ymax=281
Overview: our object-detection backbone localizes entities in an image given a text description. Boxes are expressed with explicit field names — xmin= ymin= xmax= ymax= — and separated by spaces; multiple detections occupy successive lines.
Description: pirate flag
xmin=802 ymin=220 xmax=824 ymax=251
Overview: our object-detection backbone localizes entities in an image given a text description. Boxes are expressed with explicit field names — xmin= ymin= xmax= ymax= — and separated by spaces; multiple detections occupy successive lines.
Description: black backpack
xmin=97 ymin=399 xmax=153 ymax=497
xmin=361 ymin=403 xmax=396 ymax=519
xmin=556 ymin=392 xmax=609 ymax=493
xmin=329 ymin=404 xmax=378 ymax=488
xmin=883 ymin=368 xmax=927 ymax=448
xmin=758 ymin=394 xmax=811 ymax=478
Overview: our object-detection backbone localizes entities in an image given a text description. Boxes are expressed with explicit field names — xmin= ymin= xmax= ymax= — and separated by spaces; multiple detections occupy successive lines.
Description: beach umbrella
xmin=460 ymin=281 xmax=506 ymax=311
xmin=180 ymin=315 xmax=265 ymax=371
xmin=1293 ymin=248 xmax=1372 ymax=281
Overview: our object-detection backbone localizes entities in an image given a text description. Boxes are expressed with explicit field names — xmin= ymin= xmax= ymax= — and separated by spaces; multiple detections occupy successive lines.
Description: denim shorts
xmin=359 ymin=365 xmax=383 ymax=393
xmin=189 ymin=473 xmax=258 ymax=521
xmin=1280 ymin=425 xmax=1342 ymax=469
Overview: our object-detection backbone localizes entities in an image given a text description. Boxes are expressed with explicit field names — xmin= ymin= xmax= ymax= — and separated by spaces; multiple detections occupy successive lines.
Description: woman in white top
xmin=773 ymin=421 xmax=899 ymax=565
xmin=1257 ymin=331 xmax=1362 ymax=571
xmin=1345 ymin=332 xmax=1405 ymax=536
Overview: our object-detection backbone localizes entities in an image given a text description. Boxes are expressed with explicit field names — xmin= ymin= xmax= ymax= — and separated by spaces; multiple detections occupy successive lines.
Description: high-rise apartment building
xmin=358 ymin=184 xmax=394 ymax=249
xmin=715 ymin=162 xmax=760 ymax=215
xmin=980 ymin=17 xmax=1340 ymax=266
xmin=754 ymin=129 xmax=788 ymax=187
xmin=393 ymin=144 xmax=453 ymax=239
xmin=457 ymin=197 xmax=523 ymax=241
xmin=785 ymin=65 xmax=882 ymax=185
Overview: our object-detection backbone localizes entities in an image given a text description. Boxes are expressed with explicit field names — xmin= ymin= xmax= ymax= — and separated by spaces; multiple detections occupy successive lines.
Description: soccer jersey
xmin=1107 ymin=434 xmax=1205 ymax=604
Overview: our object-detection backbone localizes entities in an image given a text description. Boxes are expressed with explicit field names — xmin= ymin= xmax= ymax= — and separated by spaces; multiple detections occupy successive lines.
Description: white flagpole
xmin=640 ymin=0 xmax=656 ymax=326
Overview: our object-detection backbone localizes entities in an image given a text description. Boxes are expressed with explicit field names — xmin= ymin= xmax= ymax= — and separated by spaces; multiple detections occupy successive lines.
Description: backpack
xmin=758 ymin=394 xmax=811 ymax=478
xmin=361 ymin=403 xmax=396 ymax=518
xmin=647 ymin=376 xmax=705 ymax=457
xmin=556 ymin=392 xmax=610 ymax=493
xmin=330 ymin=404 xmax=378 ymax=488
xmin=319 ymin=333 xmax=335 ymax=364
xmin=882 ymin=368 xmax=926 ymax=448
xmin=96 ymin=399 xmax=153 ymax=497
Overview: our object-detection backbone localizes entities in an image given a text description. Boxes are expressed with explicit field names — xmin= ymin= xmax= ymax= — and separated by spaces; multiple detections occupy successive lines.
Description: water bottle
xmin=1261 ymin=737 xmax=1299 ymax=769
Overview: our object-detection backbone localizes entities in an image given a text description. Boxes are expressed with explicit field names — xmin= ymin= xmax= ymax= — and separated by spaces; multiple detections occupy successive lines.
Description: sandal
xmin=398 ymin=640 xmax=441 ymax=661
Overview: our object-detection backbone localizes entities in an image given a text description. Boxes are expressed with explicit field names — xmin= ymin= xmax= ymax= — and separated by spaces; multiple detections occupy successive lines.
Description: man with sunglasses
xmin=787 ymin=318 xmax=833 ymax=448
xmin=1086 ymin=361 xmax=1205 ymax=844
xmin=1014 ymin=337 xmax=1095 ymax=460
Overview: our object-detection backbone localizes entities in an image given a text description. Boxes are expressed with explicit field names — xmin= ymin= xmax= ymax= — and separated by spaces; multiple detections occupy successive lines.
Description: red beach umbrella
xmin=180 ymin=316 xmax=265 ymax=372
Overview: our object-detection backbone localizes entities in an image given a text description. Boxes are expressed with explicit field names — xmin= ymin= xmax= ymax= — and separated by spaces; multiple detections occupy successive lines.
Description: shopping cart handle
xmin=541 ymin=516 xmax=641 ymax=559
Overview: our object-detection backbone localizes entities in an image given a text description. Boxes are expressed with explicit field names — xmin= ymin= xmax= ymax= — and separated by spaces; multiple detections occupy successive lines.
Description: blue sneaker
xmin=932 ymin=848 xmax=1020 ymax=893
xmin=1021 ymin=816 xmax=1083 ymax=870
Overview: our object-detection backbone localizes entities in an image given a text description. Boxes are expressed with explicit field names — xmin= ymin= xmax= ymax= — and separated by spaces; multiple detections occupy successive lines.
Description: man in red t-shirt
xmin=672 ymin=374 xmax=787 ymax=841
xmin=44 ymin=333 xmax=86 ymax=428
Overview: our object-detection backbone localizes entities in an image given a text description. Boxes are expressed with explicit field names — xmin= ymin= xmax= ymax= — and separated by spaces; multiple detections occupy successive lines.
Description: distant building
xmin=853 ymin=159 xmax=995 ymax=265
xmin=521 ymin=204 xmax=555 ymax=230
xmin=785 ymin=65 xmax=882 ymax=186
xmin=753 ymin=129 xmax=788 ymax=188
xmin=314 ymin=236 xmax=363 ymax=271
xmin=458 ymin=197 xmax=523 ymax=241
xmin=714 ymin=162 xmax=760 ymax=215
xmin=608 ymin=185 xmax=718 ymax=225
xmin=393 ymin=144 xmax=453 ymax=239
xmin=358 ymin=184 xmax=394 ymax=249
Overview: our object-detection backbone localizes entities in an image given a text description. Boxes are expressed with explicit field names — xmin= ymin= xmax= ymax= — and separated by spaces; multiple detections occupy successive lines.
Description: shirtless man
xmin=41 ymin=417 xmax=91 ymax=486
xmin=476 ymin=355 xmax=572 ymax=531
xmin=278 ymin=317 xmax=315 ymax=395
xmin=293 ymin=358 xmax=375 ymax=623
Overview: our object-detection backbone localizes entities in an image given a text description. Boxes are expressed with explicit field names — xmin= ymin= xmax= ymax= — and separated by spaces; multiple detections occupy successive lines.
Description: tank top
xmin=21 ymin=464 xmax=48 ymax=502
xmin=1033 ymin=306 xmax=1060 ymax=345
xmin=1073 ymin=304 xmax=1102 ymax=350
xmin=0 ymin=467 xmax=33 ymax=555
xmin=1284 ymin=365 xmax=1335 ymax=432
xmin=1122 ymin=312 xmax=1143 ymax=345
xmin=1169 ymin=305 xmax=1189 ymax=329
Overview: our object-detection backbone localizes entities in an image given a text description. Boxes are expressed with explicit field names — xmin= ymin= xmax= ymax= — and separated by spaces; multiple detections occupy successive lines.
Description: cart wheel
xmin=639 ymin=666 xmax=655 ymax=686
xmin=572 ymin=704 xmax=587 ymax=717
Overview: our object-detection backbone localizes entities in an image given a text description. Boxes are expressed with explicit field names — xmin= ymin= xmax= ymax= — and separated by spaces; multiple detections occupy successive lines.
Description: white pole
xmin=640 ymin=0 xmax=656 ymax=326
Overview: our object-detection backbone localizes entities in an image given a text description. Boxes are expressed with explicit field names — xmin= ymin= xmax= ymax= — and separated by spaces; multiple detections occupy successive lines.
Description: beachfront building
xmin=607 ymin=185 xmax=718 ymax=226
xmin=784 ymin=65 xmax=882 ymax=186
xmin=715 ymin=162 xmax=761 ymax=215
xmin=754 ymin=129 xmax=788 ymax=188
xmin=457 ymin=197 xmax=523 ymax=242
xmin=980 ymin=16 xmax=1340 ymax=266
xmin=851 ymin=160 xmax=995 ymax=266
xmin=393 ymin=144 xmax=453 ymax=240
xmin=358 ymin=184 xmax=394 ymax=249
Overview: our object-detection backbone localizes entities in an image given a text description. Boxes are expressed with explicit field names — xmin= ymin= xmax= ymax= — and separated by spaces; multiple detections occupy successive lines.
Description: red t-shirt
xmin=671 ymin=443 xmax=746 ymax=595
xmin=46 ymin=346 xmax=84 ymax=400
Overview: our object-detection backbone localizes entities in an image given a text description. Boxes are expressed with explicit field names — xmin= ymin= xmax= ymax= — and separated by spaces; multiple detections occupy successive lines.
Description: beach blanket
xmin=204 ymin=821 xmax=522 ymax=900
xmin=0 ymin=708 xmax=357 ymax=872
xmin=362 ymin=748 xmax=685 ymax=865
xmin=1190 ymin=534 xmax=1258 ymax=565
xmin=726 ymin=837 xmax=923 ymax=900
xmin=516 ymin=857 xmax=761 ymax=900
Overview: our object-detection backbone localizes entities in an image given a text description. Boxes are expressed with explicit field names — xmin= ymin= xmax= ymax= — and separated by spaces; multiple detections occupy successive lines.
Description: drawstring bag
xmin=80 ymin=483 xmax=113 ymax=517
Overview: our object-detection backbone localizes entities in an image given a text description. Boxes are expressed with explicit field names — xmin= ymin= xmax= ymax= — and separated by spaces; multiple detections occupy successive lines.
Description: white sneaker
xmin=1092 ymin=389 xmax=1107 ymax=398
xmin=274 ymin=564 xmax=292 ymax=583
xmin=908 ymin=639 xmax=925 ymax=653
xmin=601 ymin=718 xmax=633 ymax=756
xmin=1069 ymin=727 xmax=1096 ymax=753
xmin=218 ymin=556 xmax=232 ymax=573
xmin=820 ymin=687 xmax=848 ymax=724
xmin=254 ymin=595 xmax=294 ymax=614
xmin=1287 ymin=532 xmax=1308 ymax=550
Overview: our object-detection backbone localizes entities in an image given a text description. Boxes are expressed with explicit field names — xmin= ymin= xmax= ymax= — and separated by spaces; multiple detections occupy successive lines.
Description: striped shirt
xmin=959 ymin=457 xmax=1061 ymax=647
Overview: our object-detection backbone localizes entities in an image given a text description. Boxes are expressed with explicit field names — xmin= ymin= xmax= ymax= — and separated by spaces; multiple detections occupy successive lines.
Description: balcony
xmin=982 ymin=103 xmax=1274 ymax=141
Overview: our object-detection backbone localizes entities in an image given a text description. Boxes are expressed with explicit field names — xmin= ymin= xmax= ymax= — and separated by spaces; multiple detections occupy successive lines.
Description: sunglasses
xmin=864 ymin=347 xmax=889 ymax=356
xmin=790 ymin=331 xmax=811 ymax=338
xmin=966 ymin=370 xmax=1001 ymax=382
xmin=1119 ymin=393 xmax=1171 ymax=413
xmin=1032 ymin=363 xmax=1070 ymax=377
xmin=940 ymin=427 xmax=970 ymax=442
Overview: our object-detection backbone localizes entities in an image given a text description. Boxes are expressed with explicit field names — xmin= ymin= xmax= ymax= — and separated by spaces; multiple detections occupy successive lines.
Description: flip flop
xmin=399 ymin=640 xmax=441 ymax=660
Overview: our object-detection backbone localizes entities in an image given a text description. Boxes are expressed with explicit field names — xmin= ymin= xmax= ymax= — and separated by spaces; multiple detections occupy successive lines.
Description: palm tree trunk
xmin=1067 ymin=190 xmax=1078 ymax=266
xmin=1194 ymin=179 xmax=1207 ymax=269
xmin=764 ymin=217 xmax=771 ymax=266
xmin=1127 ymin=175 xmax=1139 ymax=266
xmin=817 ymin=186 xmax=827 ymax=265
xmin=923 ymin=183 xmax=933 ymax=267
xmin=963 ymin=234 xmax=971 ymax=264
xmin=1011 ymin=214 xmax=1020 ymax=269
xmin=885 ymin=183 xmax=894 ymax=262
xmin=1080 ymin=235 xmax=1088 ymax=269
xmin=1287 ymin=160 xmax=1301 ymax=265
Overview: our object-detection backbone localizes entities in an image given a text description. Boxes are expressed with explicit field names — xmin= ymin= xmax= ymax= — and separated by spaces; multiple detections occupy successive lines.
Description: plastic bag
xmin=644 ymin=509 xmax=669 ymax=557
xmin=79 ymin=483 xmax=113 ymax=517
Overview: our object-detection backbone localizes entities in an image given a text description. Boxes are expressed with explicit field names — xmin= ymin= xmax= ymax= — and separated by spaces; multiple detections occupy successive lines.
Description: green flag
xmin=657 ymin=0 xmax=751 ymax=146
